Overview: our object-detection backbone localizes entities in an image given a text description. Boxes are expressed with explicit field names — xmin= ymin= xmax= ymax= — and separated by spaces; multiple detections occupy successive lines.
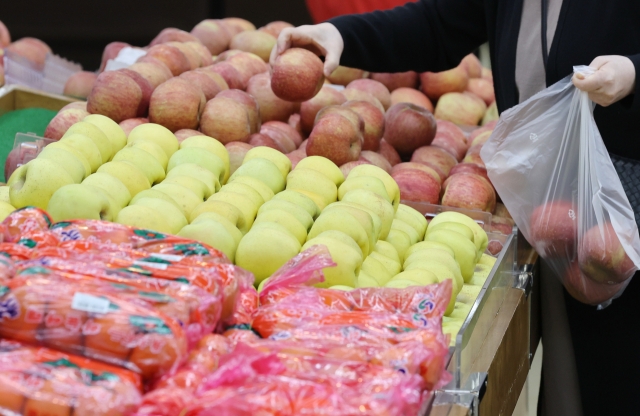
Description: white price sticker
xmin=133 ymin=260 xmax=168 ymax=270
xmin=150 ymin=253 xmax=184 ymax=262
xmin=72 ymin=293 xmax=110 ymax=314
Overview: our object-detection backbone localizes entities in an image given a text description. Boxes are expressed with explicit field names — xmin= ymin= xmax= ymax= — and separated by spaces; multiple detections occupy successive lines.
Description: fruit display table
xmin=0 ymin=84 xmax=77 ymax=115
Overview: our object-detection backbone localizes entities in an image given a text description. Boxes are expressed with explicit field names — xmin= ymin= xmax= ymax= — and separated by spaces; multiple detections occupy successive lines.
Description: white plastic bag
xmin=481 ymin=66 xmax=640 ymax=307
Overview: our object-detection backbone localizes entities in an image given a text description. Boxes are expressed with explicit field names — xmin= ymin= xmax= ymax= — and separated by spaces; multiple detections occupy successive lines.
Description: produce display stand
xmin=0 ymin=84 xmax=77 ymax=116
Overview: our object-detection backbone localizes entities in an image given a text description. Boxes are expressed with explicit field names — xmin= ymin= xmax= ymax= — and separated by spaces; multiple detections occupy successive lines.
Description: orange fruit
xmin=0 ymin=287 xmax=46 ymax=344
xmin=129 ymin=332 xmax=182 ymax=380
xmin=0 ymin=372 xmax=26 ymax=413
xmin=83 ymin=314 xmax=134 ymax=368
xmin=22 ymin=379 xmax=72 ymax=416
xmin=196 ymin=334 xmax=231 ymax=355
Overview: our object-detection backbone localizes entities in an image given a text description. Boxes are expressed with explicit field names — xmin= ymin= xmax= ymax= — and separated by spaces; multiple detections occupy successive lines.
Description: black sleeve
xmin=626 ymin=53 xmax=640 ymax=109
xmin=329 ymin=0 xmax=488 ymax=74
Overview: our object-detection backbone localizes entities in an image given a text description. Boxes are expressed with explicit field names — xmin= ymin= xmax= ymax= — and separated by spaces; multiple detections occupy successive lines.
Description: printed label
xmin=72 ymin=293 xmax=110 ymax=314
xmin=150 ymin=253 xmax=184 ymax=262
xmin=133 ymin=260 xmax=168 ymax=270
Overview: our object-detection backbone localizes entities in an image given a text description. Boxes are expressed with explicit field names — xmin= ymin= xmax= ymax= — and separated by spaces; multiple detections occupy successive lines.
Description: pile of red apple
xmin=0 ymin=20 xmax=53 ymax=88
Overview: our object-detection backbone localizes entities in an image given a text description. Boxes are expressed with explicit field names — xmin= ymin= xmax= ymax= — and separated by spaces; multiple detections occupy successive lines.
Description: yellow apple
xmin=229 ymin=158 xmax=285 ymax=194
xmin=323 ymin=202 xmax=378 ymax=250
xmin=361 ymin=255 xmax=392 ymax=285
xmin=37 ymin=146 xmax=87 ymax=183
xmin=346 ymin=164 xmax=400 ymax=210
xmin=63 ymin=121 xmax=113 ymax=163
xmin=403 ymin=252 xmax=464 ymax=291
xmin=385 ymin=228 xmax=412 ymax=260
xmin=127 ymin=123 xmax=179 ymax=158
xmin=340 ymin=189 xmax=394 ymax=239
xmin=286 ymin=168 xmax=338 ymax=209
xmin=84 ymin=114 xmax=127 ymax=152
xmin=0 ymin=201 xmax=15 ymax=221
xmin=8 ymin=159 xmax=75 ymax=209
xmin=308 ymin=230 xmax=363 ymax=258
xmin=329 ymin=200 xmax=382 ymax=242
xmin=163 ymin=175 xmax=210 ymax=200
xmin=97 ymin=161 xmax=151 ymax=198
xmin=426 ymin=221 xmax=474 ymax=242
xmin=272 ymin=190 xmax=318 ymax=218
xmin=478 ymin=253 xmax=497 ymax=268
xmin=302 ymin=236 xmax=363 ymax=288
xmin=369 ymin=251 xmax=401 ymax=276
xmin=254 ymin=209 xmax=307 ymax=245
xmin=47 ymin=184 xmax=115 ymax=222
xmin=395 ymin=204 xmax=427 ymax=240
xmin=190 ymin=200 xmax=243 ymax=230
xmin=457 ymin=284 xmax=482 ymax=305
xmin=356 ymin=271 xmax=379 ymax=288
xmin=469 ymin=263 xmax=492 ymax=286
xmin=191 ymin=212 xmax=243 ymax=246
xmin=207 ymin=191 xmax=259 ymax=232
xmin=328 ymin=285 xmax=353 ymax=291
xmin=43 ymin=142 xmax=92 ymax=178
xmin=112 ymin=147 xmax=166 ymax=184
xmin=228 ymin=175 xmax=274 ymax=203
xmin=291 ymin=189 xmax=327 ymax=212
xmin=166 ymin=163 xmax=219 ymax=195
xmin=131 ymin=197 xmax=188 ymax=234
xmin=449 ymin=302 xmax=472 ymax=320
xmin=390 ymin=218 xmax=420 ymax=245
xmin=219 ymin=182 xmax=265 ymax=207
xmin=384 ymin=280 xmax=421 ymax=289
xmin=130 ymin=189 xmax=183 ymax=215
xmin=404 ymin=261 xmax=458 ymax=314
xmin=0 ymin=186 xmax=9 ymax=204
xmin=295 ymin=156 xmax=344 ymax=186
xmin=243 ymin=146 xmax=291 ymax=180
xmin=167 ymin=148 xmax=226 ymax=186
xmin=116 ymin=205 xmax=173 ymax=234
xmin=128 ymin=141 xmax=169 ymax=169
xmin=236 ymin=226 xmax=301 ymax=284
xmin=59 ymin=133 xmax=103 ymax=173
xmin=338 ymin=176 xmax=390 ymax=202
xmin=180 ymin=135 xmax=230 ymax=183
xmin=425 ymin=229 xmax=477 ymax=282
xmin=179 ymin=219 xmax=239 ymax=262
xmin=152 ymin=183 xmax=203 ymax=217
xmin=258 ymin=200 xmax=313 ymax=231
xmin=308 ymin=209 xmax=371 ymax=257
xmin=404 ymin=241 xmax=455 ymax=262
xmin=373 ymin=240 xmax=401 ymax=264
xmin=82 ymin=172 xmax=132 ymax=209
xmin=390 ymin=269 xmax=439 ymax=286
xmin=428 ymin=211 xmax=488 ymax=256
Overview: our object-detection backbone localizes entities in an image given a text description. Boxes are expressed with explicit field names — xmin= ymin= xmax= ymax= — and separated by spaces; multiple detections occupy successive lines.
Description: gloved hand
xmin=269 ymin=23 xmax=344 ymax=77
xmin=572 ymin=55 xmax=636 ymax=107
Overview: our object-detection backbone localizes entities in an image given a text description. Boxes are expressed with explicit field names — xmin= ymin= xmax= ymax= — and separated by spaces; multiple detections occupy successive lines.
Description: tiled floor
xmin=513 ymin=342 xmax=542 ymax=416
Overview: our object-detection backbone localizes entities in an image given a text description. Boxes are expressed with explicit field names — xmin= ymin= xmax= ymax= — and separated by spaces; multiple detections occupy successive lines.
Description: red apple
xmin=87 ymin=71 xmax=143 ymax=123
xmin=390 ymin=88 xmax=433 ymax=112
xmin=392 ymin=169 xmax=441 ymax=204
xmin=98 ymin=41 xmax=129 ymax=72
xmin=205 ymin=62 xmax=245 ymax=90
xmin=261 ymin=121 xmax=302 ymax=147
xmin=437 ymin=119 xmax=467 ymax=144
xmin=460 ymin=54 xmax=482 ymax=78
xmin=128 ymin=62 xmax=173 ymax=89
xmin=271 ymin=48 xmax=325 ymax=102
xmin=194 ymin=69 xmax=230 ymax=91
xmin=431 ymin=130 xmax=468 ymax=161
xmin=180 ymin=70 xmax=226 ymax=100
xmin=529 ymin=201 xmax=577 ymax=258
xmin=288 ymin=113 xmax=303 ymax=137
xmin=327 ymin=66 xmax=368 ymax=86
xmin=487 ymin=240 xmax=504 ymax=256
xmin=435 ymin=92 xmax=487 ymax=126
xmin=346 ymin=79 xmax=391 ymax=110
xmin=420 ymin=66 xmax=468 ymax=101
xmin=441 ymin=172 xmax=496 ymax=212
xmin=59 ymin=102 xmax=87 ymax=112
xmin=214 ymin=49 xmax=243 ymax=63
xmin=410 ymin=146 xmax=457 ymax=179
xmin=223 ymin=18 xmax=256 ymax=33
xmin=120 ymin=118 xmax=149 ymax=137
xmin=315 ymin=106 xmax=364 ymax=133
xmin=148 ymin=77 xmax=205 ymax=131
xmin=307 ymin=113 xmax=362 ymax=166
xmin=359 ymin=150 xmax=392 ymax=174
xmin=469 ymin=120 xmax=498 ymax=143
xmin=378 ymin=139 xmax=401 ymax=166
xmin=229 ymin=30 xmax=276 ymax=62
xmin=342 ymin=89 xmax=384 ymax=113
xmin=298 ymin=139 xmax=308 ymax=152
xmin=449 ymin=163 xmax=490 ymax=184
xmin=467 ymin=78 xmax=495 ymax=106
xmin=44 ymin=108 xmax=90 ymax=140
xmin=482 ymin=67 xmax=493 ymax=81
xmin=225 ymin=141 xmax=254 ymax=175
xmin=462 ymin=152 xmax=486 ymax=168
xmin=217 ymin=89 xmax=261 ymax=133
xmin=166 ymin=41 xmax=201 ymax=70
xmin=469 ymin=130 xmax=492 ymax=148
xmin=490 ymin=216 xmax=515 ymax=235
xmin=63 ymin=71 xmax=98 ymax=99
xmin=260 ymin=124 xmax=296 ymax=153
xmin=494 ymin=203 xmax=512 ymax=220
xmin=340 ymin=160 xmax=370 ymax=178
xmin=184 ymin=41 xmax=214 ymax=67
xmin=0 ymin=20 xmax=10 ymax=48
xmin=143 ymin=44 xmax=191 ymax=76
xmin=118 ymin=68 xmax=154 ymax=117
xmin=343 ymin=100 xmax=385 ymax=151
xmin=465 ymin=144 xmax=483 ymax=157
xmin=392 ymin=162 xmax=441 ymax=185
xmin=300 ymin=86 xmax=346 ymax=134
xmin=246 ymin=72 xmax=297 ymax=123
xmin=384 ymin=103 xmax=437 ymax=157
xmin=226 ymin=52 xmax=269 ymax=86
xmin=191 ymin=20 xmax=232 ymax=55
xmin=370 ymin=71 xmax=418 ymax=91
xmin=287 ymin=149 xmax=307 ymax=169
xmin=260 ymin=21 xmax=294 ymax=38
xmin=564 ymin=261 xmax=624 ymax=306
xmin=200 ymin=96 xmax=252 ymax=143
xmin=5 ymin=38 xmax=51 ymax=70
xmin=174 ymin=128 xmax=201 ymax=142
xmin=579 ymin=222 xmax=636 ymax=284
xmin=249 ymin=133 xmax=283 ymax=152
xmin=150 ymin=28 xmax=200 ymax=46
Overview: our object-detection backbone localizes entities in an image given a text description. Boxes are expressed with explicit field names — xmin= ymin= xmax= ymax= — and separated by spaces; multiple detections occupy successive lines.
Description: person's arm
xmin=329 ymin=0 xmax=487 ymax=73
xmin=572 ymin=54 xmax=638 ymax=107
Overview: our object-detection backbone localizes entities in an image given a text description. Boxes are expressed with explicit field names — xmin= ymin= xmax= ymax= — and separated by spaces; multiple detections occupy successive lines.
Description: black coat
xmin=330 ymin=0 xmax=640 ymax=159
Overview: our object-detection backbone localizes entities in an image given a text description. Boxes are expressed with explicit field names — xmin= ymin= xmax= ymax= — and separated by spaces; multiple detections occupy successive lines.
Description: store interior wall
xmin=0 ymin=0 xmax=313 ymax=71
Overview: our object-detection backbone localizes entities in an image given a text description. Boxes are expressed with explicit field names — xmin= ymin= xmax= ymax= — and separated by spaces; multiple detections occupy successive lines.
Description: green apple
xmin=60 ymin=134 xmax=103 ymax=173
xmin=323 ymin=202 xmax=378 ymax=251
xmin=449 ymin=302 xmax=473 ymax=320
xmin=286 ymin=168 xmax=338 ymax=210
xmin=391 ymin=219 xmax=420 ymax=245
xmin=384 ymin=279 xmax=422 ymax=289
xmin=425 ymin=229 xmax=477 ymax=282
xmin=8 ymin=159 xmax=75 ymax=209
xmin=179 ymin=219 xmax=239 ymax=262
xmin=258 ymin=200 xmax=313 ymax=231
xmin=292 ymin=189 xmax=327 ymax=212
xmin=341 ymin=189 xmax=394 ymax=240
xmin=81 ymin=172 xmax=132 ymax=209
xmin=191 ymin=212 xmax=242 ymax=246
xmin=428 ymin=211 xmax=488 ymax=256
xmin=356 ymin=271 xmax=379 ymax=288
xmin=0 ymin=186 xmax=9 ymax=204
xmin=302 ymin=235 xmax=363 ymax=288
xmin=219 ymin=182 xmax=265 ymax=207
xmin=43 ymin=142 xmax=92 ymax=178
xmin=391 ymin=269 xmax=439 ymax=286
xmin=308 ymin=230 xmax=363 ymax=258
xmin=329 ymin=200 xmax=383 ymax=242
xmin=272 ymin=190 xmax=318 ymax=219
xmin=84 ymin=114 xmax=127 ymax=152
xmin=369 ymin=251 xmax=401 ymax=276
xmin=308 ymin=209 xmax=370 ymax=257
xmin=207 ymin=191 xmax=259 ymax=233
xmin=254 ymin=210 xmax=307 ymax=245
xmin=328 ymin=285 xmax=353 ymax=291
xmin=130 ymin=189 xmax=183 ymax=215
xmin=243 ymin=146 xmax=291 ymax=180
xmin=128 ymin=141 xmax=169 ymax=169
xmin=47 ymin=184 xmax=115 ymax=222
xmin=457 ymin=284 xmax=482 ymax=305
xmin=96 ymin=161 xmax=151 ymax=198
xmin=227 ymin=176 xmax=274 ymax=203
xmin=426 ymin=221 xmax=474 ymax=242
xmin=373 ymin=240 xmax=401 ymax=264
xmin=163 ymin=175 xmax=210 ymax=200
xmin=36 ymin=147 xmax=86 ymax=183
xmin=127 ymin=123 xmax=179 ymax=158
xmin=116 ymin=205 xmax=172 ymax=234
xmin=230 ymin=158 xmax=285 ymax=194
xmin=403 ymin=252 xmax=464 ymax=290
xmin=112 ymin=147 xmax=166 ymax=184
xmin=404 ymin=261 xmax=458 ymax=314
xmin=346 ymin=165 xmax=400 ymax=211
xmin=478 ymin=253 xmax=497 ymax=268
xmin=132 ymin=197 xmax=188 ymax=234
xmin=236 ymin=226 xmax=301 ymax=284
xmin=0 ymin=201 xmax=15 ymax=221
xmin=385 ymin=228 xmax=412 ymax=260
xmin=404 ymin=241 xmax=455 ymax=262
xmin=63 ymin=121 xmax=113 ymax=163
xmin=167 ymin=148 xmax=225 ymax=185
xmin=361 ymin=255 xmax=392 ymax=285
xmin=166 ymin=163 xmax=218 ymax=195
xmin=295 ymin=156 xmax=344 ymax=186
xmin=180 ymin=135 xmax=230 ymax=183
xmin=189 ymin=200 xmax=242 ymax=229
xmin=469 ymin=263 xmax=492 ymax=286
xmin=395 ymin=204 xmax=427 ymax=241
xmin=152 ymin=183 xmax=202 ymax=218
xmin=338 ymin=176 xmax=390 ymax=202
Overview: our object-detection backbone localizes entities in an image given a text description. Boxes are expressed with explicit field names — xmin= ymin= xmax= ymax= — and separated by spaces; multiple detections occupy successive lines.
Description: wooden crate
xmin=0 ymin=85 xmax=78 ymax=116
